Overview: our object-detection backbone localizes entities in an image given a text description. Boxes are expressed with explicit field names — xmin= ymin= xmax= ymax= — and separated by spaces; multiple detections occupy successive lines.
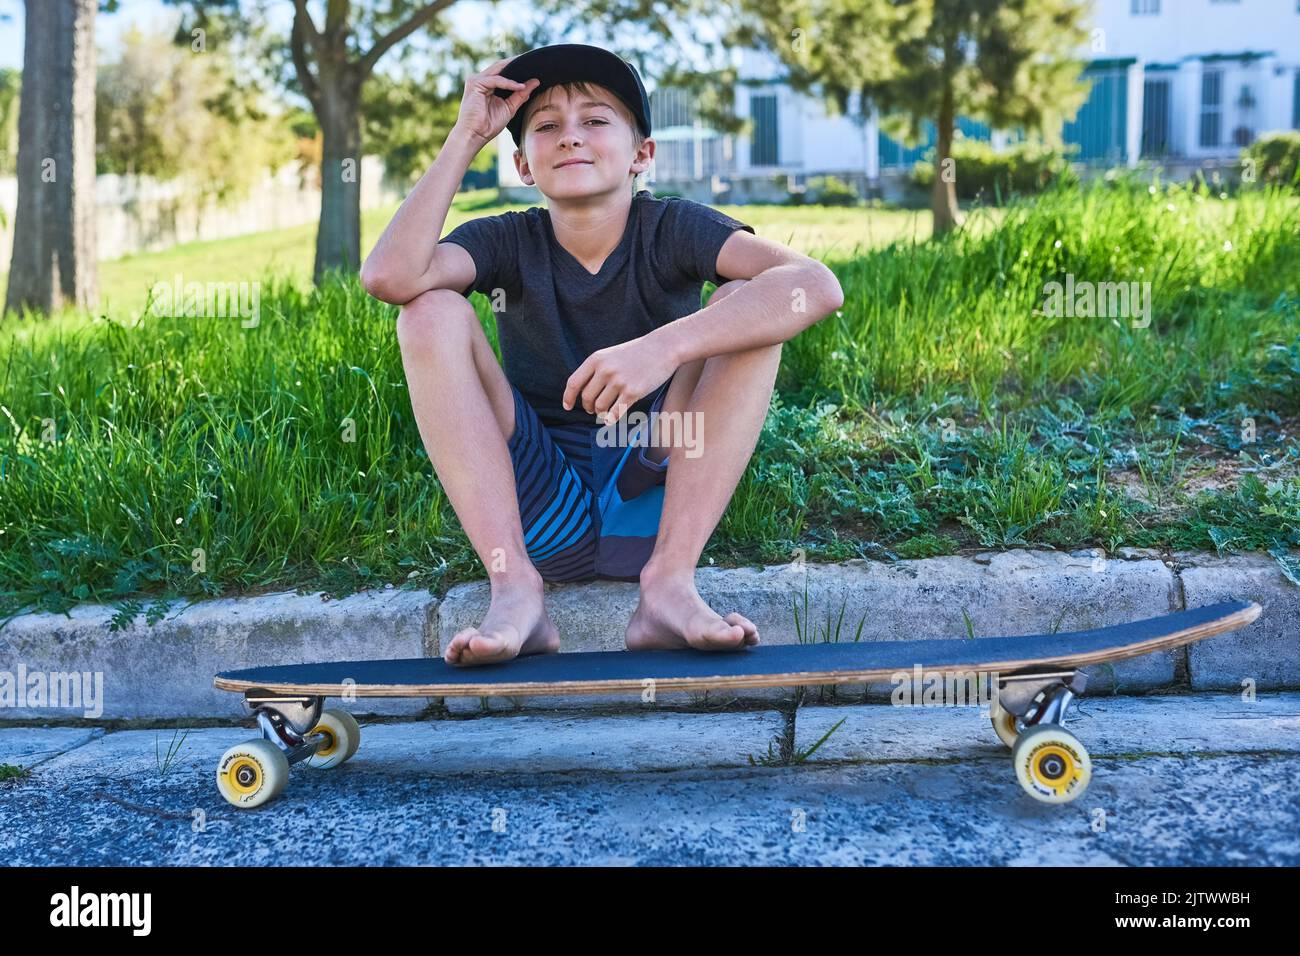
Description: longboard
xmin=213 ymin=599 xmax=1261 ymax=809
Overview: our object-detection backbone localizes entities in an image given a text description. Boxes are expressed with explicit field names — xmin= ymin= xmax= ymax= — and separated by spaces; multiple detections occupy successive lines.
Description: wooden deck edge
xmin=212 ymin=602 xmax=1262 ymax=699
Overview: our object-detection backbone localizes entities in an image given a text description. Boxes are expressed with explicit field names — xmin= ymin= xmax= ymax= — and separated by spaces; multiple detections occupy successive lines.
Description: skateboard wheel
xmin=306 ymin=708 xmax=361 ymax=769
xmin=989 ymin=697 xmax=1021 ymax=749
xmin=1012 ymin=723 xmax=1091 ymax=804
xmin=216 ymin=739 xmax=290 ymax=809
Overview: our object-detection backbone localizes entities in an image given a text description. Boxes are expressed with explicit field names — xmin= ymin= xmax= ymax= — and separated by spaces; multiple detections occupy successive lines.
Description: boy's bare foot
xmin=444 ymin=577 xmax=560 ymax=666
xmin=624 ymin=572 xmax=759 ymax=651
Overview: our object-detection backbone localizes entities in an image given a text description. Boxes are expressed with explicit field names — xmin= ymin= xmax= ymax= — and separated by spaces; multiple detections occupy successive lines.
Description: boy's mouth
xmin=555 ymin=159 xmax=593 ymax=168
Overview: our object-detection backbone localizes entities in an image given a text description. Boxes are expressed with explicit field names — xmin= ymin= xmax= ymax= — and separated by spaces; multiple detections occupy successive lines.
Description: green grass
xmin=0 ymin=188 xmax=934 ymax=328
xmin=1 ymin=179 xmax=1297 ymax=620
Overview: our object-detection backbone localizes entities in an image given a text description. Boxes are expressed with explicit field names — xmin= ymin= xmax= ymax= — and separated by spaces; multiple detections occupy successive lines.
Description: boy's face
xmin=514 ymin=83 xmax=653 ymax=201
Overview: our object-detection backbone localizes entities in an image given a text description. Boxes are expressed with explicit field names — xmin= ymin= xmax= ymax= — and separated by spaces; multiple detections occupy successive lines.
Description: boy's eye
xmin=536 ymin=119 xmax=608 ymax=131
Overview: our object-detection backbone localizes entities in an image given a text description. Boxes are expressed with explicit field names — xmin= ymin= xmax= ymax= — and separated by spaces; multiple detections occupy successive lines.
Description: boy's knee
xmin=395 ymin=288 xmax=477 ymax=350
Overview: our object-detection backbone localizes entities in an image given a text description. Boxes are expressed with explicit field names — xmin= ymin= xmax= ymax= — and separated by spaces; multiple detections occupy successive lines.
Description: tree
xmin=285 ymin=1 xmax=443 ymax=283
xmin=5 ymin=0 xmax=100 ymax=319
xmin=96 ymin=25 xmax=297 ymax=204
xmin=728 ymin=0 xmax=1091 ymax=234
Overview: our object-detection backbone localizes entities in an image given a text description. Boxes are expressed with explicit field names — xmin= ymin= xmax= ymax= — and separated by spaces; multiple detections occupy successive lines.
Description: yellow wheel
xmin=216 ymin=739 xmax=289 ymax=809
xmin=306 ymin=708 xmax=361 ymax=769
xmin=1012 ymin=723 xmax=1092 ymax=804
xmin=990 ymin=696 xmax=1021 ymax=749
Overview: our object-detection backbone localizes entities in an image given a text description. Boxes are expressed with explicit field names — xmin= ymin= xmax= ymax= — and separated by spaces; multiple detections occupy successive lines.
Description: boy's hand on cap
xmin=454 ymin=56 xmax=540 ymax=146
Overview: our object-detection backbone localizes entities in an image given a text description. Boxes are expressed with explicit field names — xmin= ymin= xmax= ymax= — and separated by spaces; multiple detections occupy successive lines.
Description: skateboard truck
xmin=995 ymin=670 xmax=1088 ymax=727
xmin=987 ymin=670 xmax=1094 ymax=802
xmin=241 ymin=689 xmax=329 ymax=764
xmin=215 ymin=689 xmax=363 ymax=807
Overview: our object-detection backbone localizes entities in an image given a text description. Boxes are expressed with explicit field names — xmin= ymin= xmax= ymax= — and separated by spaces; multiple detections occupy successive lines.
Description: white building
xmin=496 ymin=0 xmax=1300 ymax=200
xmin=1084 ymin=0 xmax=1300 ymax=163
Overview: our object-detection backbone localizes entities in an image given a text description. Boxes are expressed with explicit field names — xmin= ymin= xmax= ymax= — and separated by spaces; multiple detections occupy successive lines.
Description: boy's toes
xmin=468 ymin=632 xmax=507 ymax=662
xmin=725 ymin=612 xmax=760 ymax=645
xmin=704 ymin=617 xmax=746 ymax=649
xmin=445 ymin=631 xmax=471 ymax=663
xmin=447 ymin=628 xmax=497 ymax=666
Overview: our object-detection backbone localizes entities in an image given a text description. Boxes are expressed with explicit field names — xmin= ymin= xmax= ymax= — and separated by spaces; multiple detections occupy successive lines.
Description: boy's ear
xmin=631 ymin=137 xmax=654 ymax=175
xmin=513 ymin=148 xmax=536 ymax=187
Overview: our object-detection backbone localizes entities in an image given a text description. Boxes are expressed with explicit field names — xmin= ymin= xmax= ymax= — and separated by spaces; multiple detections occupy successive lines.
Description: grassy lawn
xmin=0 ymin=188 xmax=939 ymax=327
xmin=1 ymin=181 xmax=1297 ymax=621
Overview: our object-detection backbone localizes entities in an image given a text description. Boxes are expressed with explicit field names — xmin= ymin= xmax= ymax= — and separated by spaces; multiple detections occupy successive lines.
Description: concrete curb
xmin=1 ymin=587 xmax=437 ymax=720
xmin=1 ymin=549 xmax=1296 ymax=720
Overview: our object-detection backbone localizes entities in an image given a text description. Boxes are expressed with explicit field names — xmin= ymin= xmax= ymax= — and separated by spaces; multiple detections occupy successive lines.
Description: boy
xmin=361 ymin=43 xmax=843 ymax=667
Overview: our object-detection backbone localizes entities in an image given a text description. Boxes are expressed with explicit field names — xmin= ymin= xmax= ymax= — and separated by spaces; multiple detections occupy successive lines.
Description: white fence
xmin=0 ymin=154 xmax=404 ymax=267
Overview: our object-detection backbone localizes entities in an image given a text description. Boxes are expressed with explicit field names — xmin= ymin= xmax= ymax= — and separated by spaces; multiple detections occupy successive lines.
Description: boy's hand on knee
xmin=563 ymin=338 xmax=676 ymax=425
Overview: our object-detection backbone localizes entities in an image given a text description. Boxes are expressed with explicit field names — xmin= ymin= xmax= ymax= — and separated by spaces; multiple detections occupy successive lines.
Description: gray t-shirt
xmin=437 ymin=188 xmax=755 ymax=429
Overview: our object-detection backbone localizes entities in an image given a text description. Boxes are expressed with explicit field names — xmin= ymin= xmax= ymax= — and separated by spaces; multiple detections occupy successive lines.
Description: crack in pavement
xmin=86 ymin=790 xmax=194 ymax=820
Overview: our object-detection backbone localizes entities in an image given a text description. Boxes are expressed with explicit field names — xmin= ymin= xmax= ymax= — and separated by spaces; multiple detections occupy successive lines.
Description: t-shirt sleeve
xmin=662 ymin=198 xmax=755 ymax=286
xmin=436 ymin=212 xmax=519 ymax=297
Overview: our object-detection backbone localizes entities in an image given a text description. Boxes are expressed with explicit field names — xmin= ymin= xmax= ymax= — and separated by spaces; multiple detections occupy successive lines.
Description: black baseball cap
xmin=495 ymin=44 xmax=652 ymax=150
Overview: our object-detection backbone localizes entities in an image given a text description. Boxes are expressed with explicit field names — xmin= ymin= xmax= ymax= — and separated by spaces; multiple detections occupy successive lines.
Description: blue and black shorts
xmin=506 ymin=377 xmax=677 ymax=582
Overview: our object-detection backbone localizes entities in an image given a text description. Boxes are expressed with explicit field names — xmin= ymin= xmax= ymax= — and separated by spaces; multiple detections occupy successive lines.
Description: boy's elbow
xmin=808 ymin=262 xmax=843 ymax=315
xmin=359 ymin=259 xmax=384 ymax=295
xmin=825 ymin=276 xmax=845 ymax=313
xmin=360 ymin=263 xmax=402 ymax=304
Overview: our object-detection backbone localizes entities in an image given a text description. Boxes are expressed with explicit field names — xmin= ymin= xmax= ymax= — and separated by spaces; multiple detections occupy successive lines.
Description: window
xmin=1142 ymin=78 xmax=1172 ymax=156
xmin=650 ymin=87 xmax=694 ymax=130
xmin=1131 ymin=0 xmax=1159 ymax=13
xmin=1200 ymin=68 xmax=1223 ymax=147
xmin=1232 ymin=82 xmax=1257 ymax=146
xmin=749 ymin=93 xmax=779 ymax=166
xmin=1062 ymin=64 xmax=1129 ymax=163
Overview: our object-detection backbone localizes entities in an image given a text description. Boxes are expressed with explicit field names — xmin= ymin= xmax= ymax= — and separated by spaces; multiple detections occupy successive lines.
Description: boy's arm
xmin=361 ymin=58 xmax=540 ymax=305
xmin=562 ymin=231 xmax=841 ymax=420
xmin=360 ymin=128 xmax=484 ymax=304
xmin=652 ymin=231 xmax=844 ymax=366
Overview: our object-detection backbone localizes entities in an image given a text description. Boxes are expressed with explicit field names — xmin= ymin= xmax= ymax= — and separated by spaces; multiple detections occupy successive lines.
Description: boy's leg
xmin=624 ymin=278 xmax=780 ymax=651
xmin=396 ymin=288 xmax=559 ymax=666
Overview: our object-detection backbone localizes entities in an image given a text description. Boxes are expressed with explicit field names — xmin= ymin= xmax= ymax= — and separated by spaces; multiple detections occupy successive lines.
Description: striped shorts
xmin=506 ymin=376 xmax=676 ymax=582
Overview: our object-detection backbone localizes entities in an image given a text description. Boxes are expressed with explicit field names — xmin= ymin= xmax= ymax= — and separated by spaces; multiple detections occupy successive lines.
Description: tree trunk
xmin=931 ymin=74 xmax=961 ymax=237
xmin=313 ymin=79 xmax=363 ymax=285
xmin=5 ymin=0 xmax=98 ymax=319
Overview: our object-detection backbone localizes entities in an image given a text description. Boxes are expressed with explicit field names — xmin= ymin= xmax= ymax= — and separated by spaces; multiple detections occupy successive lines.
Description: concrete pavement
xmin=2 ymin=691 xmax=1297 ymax=866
